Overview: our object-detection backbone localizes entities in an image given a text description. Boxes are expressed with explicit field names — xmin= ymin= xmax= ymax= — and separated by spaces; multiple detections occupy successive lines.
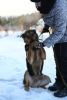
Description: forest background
xmin=0 ymin=12 xmax=41 ymax=31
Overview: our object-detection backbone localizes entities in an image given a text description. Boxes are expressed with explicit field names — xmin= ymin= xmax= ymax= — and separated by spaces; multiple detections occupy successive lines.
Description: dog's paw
xmin=24 ymin=86 xmax=29 ymax=91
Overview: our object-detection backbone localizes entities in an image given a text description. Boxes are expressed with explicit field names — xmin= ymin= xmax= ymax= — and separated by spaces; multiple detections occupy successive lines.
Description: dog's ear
xmin=40 ymin=48 xmax=46 ymax=60
xmin=33 ymin=30 xmax=36 ymax=33
xmin=20 ymin=33 xmax=25 ymax=38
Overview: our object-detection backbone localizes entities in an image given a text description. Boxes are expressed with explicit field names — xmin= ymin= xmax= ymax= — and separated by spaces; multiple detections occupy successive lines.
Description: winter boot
xmin=54 ymin=88 xmax=67 ymax=97
xmin=48 ymin=81 xmax=62 ymax=91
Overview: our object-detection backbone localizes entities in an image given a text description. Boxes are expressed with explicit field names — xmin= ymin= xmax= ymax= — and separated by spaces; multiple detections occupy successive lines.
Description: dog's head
xmin=20 ymin=30 xmax=39 ymax=45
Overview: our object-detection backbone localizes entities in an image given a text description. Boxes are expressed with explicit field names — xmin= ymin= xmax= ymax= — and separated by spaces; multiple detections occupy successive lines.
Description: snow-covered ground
xmin=0 ymin=31 xmax=67 ymax=100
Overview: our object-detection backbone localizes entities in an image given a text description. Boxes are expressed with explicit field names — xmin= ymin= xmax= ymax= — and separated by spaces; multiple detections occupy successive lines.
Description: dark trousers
xmin=54 ymin=42 xmax=67 ymax=86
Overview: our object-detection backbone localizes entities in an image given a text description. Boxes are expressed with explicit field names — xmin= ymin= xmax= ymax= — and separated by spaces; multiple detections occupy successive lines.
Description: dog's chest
xmin=37 ymin=56 xmax=39 ymax=62
xmin=35 ymin=51 xmax=40 ymax=62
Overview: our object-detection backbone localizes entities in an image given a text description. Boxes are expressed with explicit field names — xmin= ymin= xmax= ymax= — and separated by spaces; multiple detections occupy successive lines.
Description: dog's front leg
xmin=24 ymin=85 xmax=29 ymax=91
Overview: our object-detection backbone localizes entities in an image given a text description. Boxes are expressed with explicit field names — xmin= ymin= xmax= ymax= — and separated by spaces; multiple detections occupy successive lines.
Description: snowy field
xmin=0 ymin=31 xmax=67 ymax=100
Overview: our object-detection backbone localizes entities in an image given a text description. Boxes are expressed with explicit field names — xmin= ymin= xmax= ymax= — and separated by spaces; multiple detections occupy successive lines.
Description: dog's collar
xmin=32 ymin=46 xmax=40 ymax=51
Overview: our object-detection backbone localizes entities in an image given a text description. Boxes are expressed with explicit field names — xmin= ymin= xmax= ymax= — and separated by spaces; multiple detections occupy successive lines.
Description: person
xmin=30 ymin=0 xmax=67 ymax=98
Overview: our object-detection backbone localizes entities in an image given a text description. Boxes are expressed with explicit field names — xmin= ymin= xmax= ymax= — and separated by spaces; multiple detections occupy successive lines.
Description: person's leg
xmin=54 ymin=43 xmax=62 ymax=82
xmin=48 ymin=43 xmax=63 ymax=91
xmin=60 ymin=43 xmax=67 ymax=85
xmin=54 ymin=42 xmax=67 ymax=97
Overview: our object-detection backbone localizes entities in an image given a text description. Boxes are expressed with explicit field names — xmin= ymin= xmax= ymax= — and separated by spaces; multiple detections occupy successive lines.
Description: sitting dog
xmin=21 ymin=30 xmax=50 ymax=91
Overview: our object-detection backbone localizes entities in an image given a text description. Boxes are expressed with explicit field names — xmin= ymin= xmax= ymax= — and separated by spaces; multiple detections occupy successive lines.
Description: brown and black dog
xmin=21 ymin=30 xmax=50 ymax=91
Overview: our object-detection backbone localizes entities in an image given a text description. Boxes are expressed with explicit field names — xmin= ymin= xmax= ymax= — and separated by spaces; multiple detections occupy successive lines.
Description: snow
xmin=37 ymin=18 xmax=44 ymax=26
xmin=0 ymin=30 xmax=67 ymax=100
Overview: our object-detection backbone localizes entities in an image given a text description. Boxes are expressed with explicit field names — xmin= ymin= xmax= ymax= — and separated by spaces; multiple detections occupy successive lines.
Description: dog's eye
xmin=32 ymin=34 xmax=34 ymax=36
xmin=27 ymin=36 xmax=29 ymax=38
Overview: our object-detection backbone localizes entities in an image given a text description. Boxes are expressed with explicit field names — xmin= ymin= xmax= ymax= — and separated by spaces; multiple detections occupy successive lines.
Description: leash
xmin=38 ymin=29 xmax=44 ymax=42
xmin=38 ymin=35 xmax=43 ymax=42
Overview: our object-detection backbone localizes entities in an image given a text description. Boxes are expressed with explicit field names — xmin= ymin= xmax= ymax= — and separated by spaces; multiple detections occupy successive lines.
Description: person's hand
xmin=41 ymin=24 xmax=49 ymax=34
xmin=37 ymin=42 xmax=45 ymax=48
xmin=32 ymin=42 xmax=45 ymax=50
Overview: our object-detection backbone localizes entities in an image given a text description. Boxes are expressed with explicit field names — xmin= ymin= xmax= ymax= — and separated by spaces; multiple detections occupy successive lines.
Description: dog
xmin=21 ymin=30 xmax=50 ymax=91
